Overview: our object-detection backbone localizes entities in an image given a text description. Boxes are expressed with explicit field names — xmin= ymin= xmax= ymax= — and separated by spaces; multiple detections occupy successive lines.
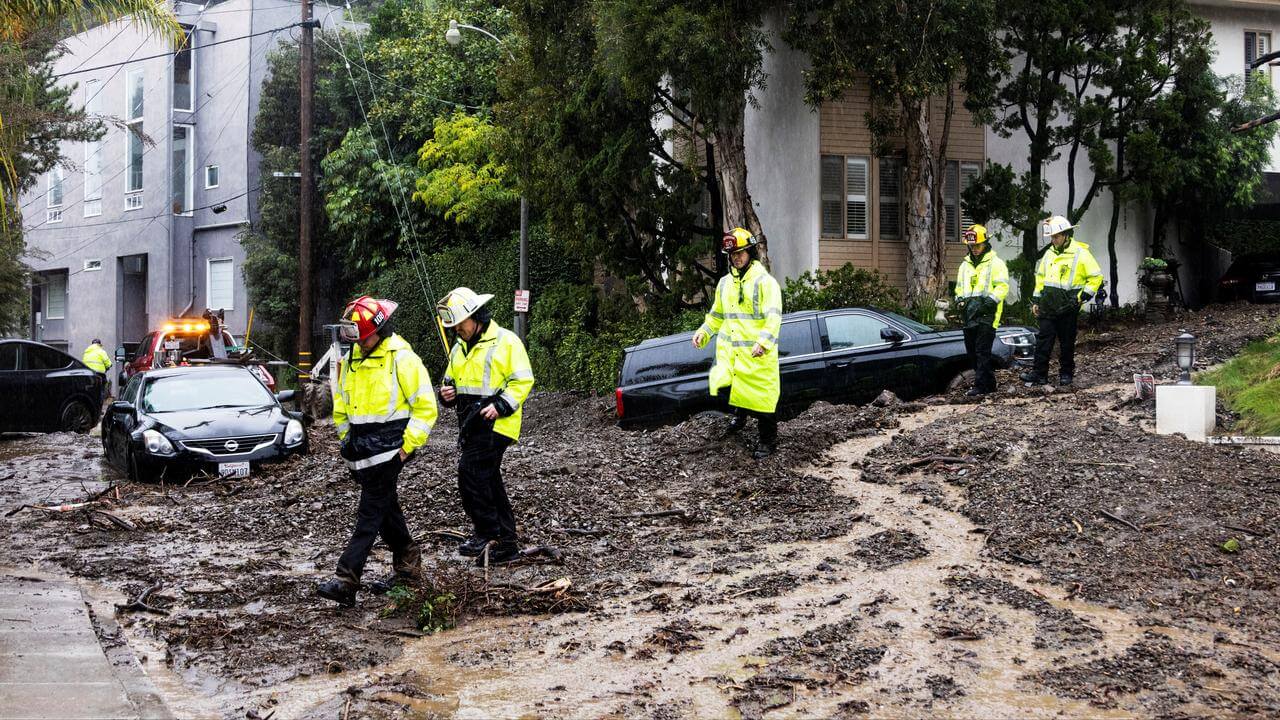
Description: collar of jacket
xmin=458 ymin=320 xmax=503 ymax=355
xmin=351 ymin=332 xmax=408 ymax=361
xmin=463 ymin=318 xmax=492 ymax=352
xmin=730 ymin=259 xmax=762 ymax=282
xmin=965 ymin=247 xmax=994 ymax=266
xmin=1048 ymin=239 xmax=1087 ymax=257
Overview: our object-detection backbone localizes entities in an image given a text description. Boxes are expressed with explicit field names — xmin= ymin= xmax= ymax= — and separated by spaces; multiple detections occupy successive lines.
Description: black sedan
xmin=615 ymin=307 xmax=1035 ymax=428
xmin=102 ymin=365 xmax=307 ymax=482
xmin=0 ymin=339 xmax=104 ymax=433
xmin=1218 ymin=252 xmax=1280 ymax=303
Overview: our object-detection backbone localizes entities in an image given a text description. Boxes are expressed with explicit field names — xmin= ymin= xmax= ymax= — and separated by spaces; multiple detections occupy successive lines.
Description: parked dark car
xmin=102 ymin=365 xmax=307 ymax=482
xmin=1218 ymin=253 xmax=1280 ymax=303
xmin=615 ymin=308 xmax=1035 ymax=428
xmin=0 ymin=339 xmax=104 ymax=433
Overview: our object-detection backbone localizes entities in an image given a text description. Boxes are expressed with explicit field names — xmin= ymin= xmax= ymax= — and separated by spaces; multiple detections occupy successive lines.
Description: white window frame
xmin=205 ymin=164 xmax=220 ymax=189
xmin=46 ymin=167 xmax=64 ymax=224
xmin=172 ymin=123 xmax=195 ymax=215
xmin=125 ymin=69 xmax=144 ymax=199
xmin=45 ymin=273 xmax=67 ymax=320
xmin=83 ymin=259 xmax=103 ymax=272
xmin=845 ymin=157 xmax=869 ymax=240
xmin=1246 ymin=30 xmax=1273 ymax=80
xmin=173 ymin=26 xmax=195 ymax=112
xmin=206 ymin=257 xmax=235 ymax=311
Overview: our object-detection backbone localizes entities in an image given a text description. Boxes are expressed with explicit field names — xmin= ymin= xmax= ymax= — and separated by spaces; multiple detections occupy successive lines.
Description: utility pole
xmin=296 ymin=0 xmax=315 ymax=382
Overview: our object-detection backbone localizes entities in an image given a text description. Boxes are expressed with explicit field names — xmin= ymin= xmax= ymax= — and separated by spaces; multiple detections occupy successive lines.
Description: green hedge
xmin=782 ymin=263 xmax=904 ymax=313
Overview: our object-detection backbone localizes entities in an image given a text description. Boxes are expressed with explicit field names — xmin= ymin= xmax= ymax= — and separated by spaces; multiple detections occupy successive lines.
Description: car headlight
xmin=284 ymin=419 xmax=305 ymax=447
xmin=1000 ymin=332 xmax=1034 ymax=347
xmin=142 ymin=429 xmax=175 ymax=456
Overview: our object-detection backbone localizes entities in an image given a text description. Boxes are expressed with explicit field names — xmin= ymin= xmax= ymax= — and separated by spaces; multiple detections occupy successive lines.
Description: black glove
xmin=1079 ymin=291 xmax=1093 ymax=304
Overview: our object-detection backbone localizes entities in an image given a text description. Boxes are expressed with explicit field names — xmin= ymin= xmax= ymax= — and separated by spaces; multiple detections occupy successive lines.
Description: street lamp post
xmin=446 ymin=19 xmax=530 ymax=341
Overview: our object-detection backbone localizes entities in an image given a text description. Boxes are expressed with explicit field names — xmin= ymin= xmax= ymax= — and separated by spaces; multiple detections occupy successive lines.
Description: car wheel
xmin=946 ymin=370 xmax=975 ymax=393
xmin=59 ymin=400 xmax=94 ymax=433
xmin=126 ymin=449 xmax=155 ymax=483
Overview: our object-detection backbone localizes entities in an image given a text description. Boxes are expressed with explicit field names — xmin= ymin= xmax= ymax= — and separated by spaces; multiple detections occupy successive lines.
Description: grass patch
xmin=1199 ymin=334 xmax=1280 ymax=436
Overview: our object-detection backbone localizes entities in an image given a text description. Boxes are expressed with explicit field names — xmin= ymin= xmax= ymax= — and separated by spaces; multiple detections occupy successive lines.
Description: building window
xmin=205 ymin=164 xmax=220 ymax=189
xmin=83 ymin=259 xmax=103 ymax=272
xmin=820 ymin=154 xmax=869 ymax=239
xmin=1246 ymin=30 xmax=1272 ymax=79
xmin=172 ymin=124 xmax=194 ymax=214
xmin=126 ymin=69 xmax=144 ymax=196
xmin=942 ymin=160 xmax=982 ymax=241
xmin=878 ymin=157 xmax=903 ymax=241
xmin=207 ymin=258 xmax=234 ymax=310
xmin=45 ymin=272 xmax=67 ymax=320
xmin=173 ymin=26 xmax=194 ymax=111
xmin=46 ymin=167 xmax=64 ymax=224
xmin=84 ymin=79 xmax=103 ymax=218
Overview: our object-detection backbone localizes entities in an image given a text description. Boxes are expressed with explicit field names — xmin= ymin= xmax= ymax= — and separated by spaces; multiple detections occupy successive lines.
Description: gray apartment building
xmin=19 ymin=0 xmax=350 ymax=359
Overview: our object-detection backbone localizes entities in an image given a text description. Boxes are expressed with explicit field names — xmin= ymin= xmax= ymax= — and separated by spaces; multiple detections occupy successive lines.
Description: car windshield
xmin=142 ymin=372 xmax=273 ymax=412
xmin=882 ymin=312 xmax=936 ymax=334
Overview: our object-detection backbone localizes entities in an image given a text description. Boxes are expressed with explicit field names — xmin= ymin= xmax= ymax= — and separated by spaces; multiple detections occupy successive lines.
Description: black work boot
xmin=1022 ymin=374 xmax=1048 ymax=387
xmin=1058 ymin=374 xmax=1074 ymax=387
xmin=1019 ymin=371 xmax=1039 ymax=383
xmin=725 ymin=414 xmax=747 ymax=436
xmin=457 ymin=536 xmax=490 ymax=557
xmin=316 ymin=578 xmax=357 ymax=607
xmin=367 ymin=574 xmax=405 ymax=595
xmin=752 ymin=442 xmax=775 ymax=460
xmin=964 ymin=387 xmax=987 ymax=397
xmin=475 ymin=541 xmax=521 ymax=567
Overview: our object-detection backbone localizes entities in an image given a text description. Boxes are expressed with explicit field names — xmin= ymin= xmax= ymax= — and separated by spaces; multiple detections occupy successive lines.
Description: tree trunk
xmin=1106 ymin=138 xmax=1125 ymax=308
xmin=902 ymin=99 xmax=942 ymax=305
xmin=705 ymin=141 xmax=727 ymax=277
xmin=712 ymin=92 xmax=766 ymax=267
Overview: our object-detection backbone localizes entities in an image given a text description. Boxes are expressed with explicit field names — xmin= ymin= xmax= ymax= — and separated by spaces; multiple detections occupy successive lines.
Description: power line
xmin=53 ymin=21 xmax=317 ymax=78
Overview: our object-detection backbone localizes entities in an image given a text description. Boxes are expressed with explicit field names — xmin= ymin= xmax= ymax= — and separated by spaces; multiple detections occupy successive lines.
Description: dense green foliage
xmin=782 ymin=264 xmax=903 ymax=314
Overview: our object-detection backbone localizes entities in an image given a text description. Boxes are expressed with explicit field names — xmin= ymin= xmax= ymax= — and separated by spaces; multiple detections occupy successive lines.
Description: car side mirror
xmin=110 ymin=400 xmax=135 ymax=414
xmin=275 ymin=390 xmax=296 ymax=403
xmin=881 ymin=328 xmax=906 ymax=343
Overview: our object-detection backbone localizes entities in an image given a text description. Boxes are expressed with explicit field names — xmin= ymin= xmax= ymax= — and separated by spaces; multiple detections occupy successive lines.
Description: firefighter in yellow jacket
xmin=954 ymin=224 xmax=1009 ymax=396
xmin=318 ymin=296 xmax=438 ymax=607
xmin=693 ymin=228 xmax=782 ymax=459
xmin=82 ymin=339 xmax=112 ymax=374
xmin=437 ymin=287 xmax=535 ymax=566
xmin=1023 ymin=215 xmax=1104 ymax=387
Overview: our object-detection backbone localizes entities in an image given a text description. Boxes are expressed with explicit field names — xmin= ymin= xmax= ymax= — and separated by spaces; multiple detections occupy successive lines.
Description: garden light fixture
xmin=1175 ymin=331 xmax=1196 ymax=385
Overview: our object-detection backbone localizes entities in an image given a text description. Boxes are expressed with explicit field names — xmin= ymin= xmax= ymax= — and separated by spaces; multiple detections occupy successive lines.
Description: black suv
xmin=615 ymin=308 xmax=1034 ymax=428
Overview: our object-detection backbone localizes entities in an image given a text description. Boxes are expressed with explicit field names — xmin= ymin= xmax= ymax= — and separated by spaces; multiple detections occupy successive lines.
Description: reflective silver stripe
xmin=722 ymin=312 xmax=758 ymax=320
xmin=334 ymin=421 xmax=350 ymax=435
xmin=757 ymin=331 xmax=777 ymax=344
xmin=403 ymin=388 xmax=426 ymax=406
xmin=387 ymin=353 xmax=400 ymax=415
xmin=347 ymin=409 xmax=411 ymax=424
xmin=481 ymin=341 xmax=499 ymax=394
xmin=709 ymin=311 xmax=724 ymax=319
xmin=346 ymin=448 xmax=400 ymax=470
xmin=500 ymin=390 xmax=519 ymax=410
xmin=1067 ymin=249 xmax=1082 ymax=288
xmin=752 ymin=276 xmax=763 ymax=317
xmin=452 ymin=385 xmax=487 ymax=396
xmin=508 ymin=368 xmax=533 ymax=381
xmin=407 ymin=417 xmax=432 ymax=433
xmin=1042 ymin=281 xmax=1074 ymax=289
xmin=717 ymin=336 xmax=757 ymax=347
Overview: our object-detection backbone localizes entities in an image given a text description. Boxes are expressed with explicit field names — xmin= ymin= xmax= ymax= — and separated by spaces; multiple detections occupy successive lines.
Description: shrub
xmin=782 ymin=264 xmax=903 ymax=313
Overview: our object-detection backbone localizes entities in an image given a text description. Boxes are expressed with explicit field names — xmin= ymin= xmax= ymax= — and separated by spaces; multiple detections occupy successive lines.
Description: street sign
xmin=514 ymin=289 xmax=530 ymax=313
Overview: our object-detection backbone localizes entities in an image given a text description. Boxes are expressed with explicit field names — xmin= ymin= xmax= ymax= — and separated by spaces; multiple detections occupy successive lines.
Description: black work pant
xmin=1033 ymin=311 xmax=1080 ymax=379
xmin=963 ymin=324 xmax=997 ymax=392
xmin=718 ymin=389 xmax=777 ymax=446
xmin=458 ymin=432 xmax=516 ymax=543
xmin=336 ymin=458 xmax=416 ymax=584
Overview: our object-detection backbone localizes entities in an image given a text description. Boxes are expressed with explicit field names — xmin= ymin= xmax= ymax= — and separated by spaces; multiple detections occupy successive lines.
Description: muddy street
xmin=3 ymin=303 xmax=1280 ymax=719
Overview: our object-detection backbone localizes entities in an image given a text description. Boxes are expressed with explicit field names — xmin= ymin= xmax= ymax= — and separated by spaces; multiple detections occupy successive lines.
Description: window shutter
xmin=959 ymin=162 xmax=980 ymax=231
xmin=878 ymin=157 xmax=902 ymax=241
xmin=821 ymin=155 xmax=844 ymax=236
xmin=944 ymin=161 xmax=960 ymax=241
xmin=845 ymin=157 xmax=868 ymax=239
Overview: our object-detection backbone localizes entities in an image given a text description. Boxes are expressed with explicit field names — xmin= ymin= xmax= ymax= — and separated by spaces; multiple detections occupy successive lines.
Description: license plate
xmin=164 ymin=339 xmax=181 ymax=350
xmin=1257 ymin=282 xmax=1277 ymax=292
xmin=218 ymin=462 xmax=250 ymax=478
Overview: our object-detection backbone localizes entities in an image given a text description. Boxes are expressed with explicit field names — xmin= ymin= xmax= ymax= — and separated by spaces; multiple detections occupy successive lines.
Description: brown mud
xmin=2 ymin=301 xmax=1278 ymax=718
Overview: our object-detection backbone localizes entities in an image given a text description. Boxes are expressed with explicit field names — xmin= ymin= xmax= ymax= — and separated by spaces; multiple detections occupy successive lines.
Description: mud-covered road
xmin=3 ymin=303 xmax=1279 ymax=719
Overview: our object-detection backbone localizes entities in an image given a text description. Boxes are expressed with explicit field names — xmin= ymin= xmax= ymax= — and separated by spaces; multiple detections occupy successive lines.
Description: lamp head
xmin=1175 ymin=330 xmax=1196 ymax=384
xmin=445 ymin=19 xmax=462 ymax=46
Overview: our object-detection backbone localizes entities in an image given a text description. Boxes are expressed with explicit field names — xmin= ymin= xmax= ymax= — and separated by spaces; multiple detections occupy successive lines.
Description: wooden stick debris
xmin=1099 ymin=509 xmax=1143 ymax=532
xmin=894 ymin=455 xmax=975 ymax=474
xmin=115 ymin=581 xmax=168 ymax=615
xmin=610 ymin=509 xmax=688 ymax=520
xmin=91 ymin=510 xmax=137 ymax=531
xmin=1222 ymin=523 xmax=1269 ymax=537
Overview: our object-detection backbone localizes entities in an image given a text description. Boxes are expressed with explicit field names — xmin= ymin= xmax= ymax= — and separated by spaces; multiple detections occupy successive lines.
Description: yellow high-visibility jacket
xmin=82 ymin=343 xmax=112 ymax=374
xmin=1033 ymin=239 xmax=1104 ymax=317
xmin=333 ymin=333 xmax=437 ymax=472
xmin=443 ymin=321 xmax=535 ymax=442
xmin=954 ymin=249 xmax=1010 ymax=329
xmin=695 ymin=260 xmax=782 ymax=414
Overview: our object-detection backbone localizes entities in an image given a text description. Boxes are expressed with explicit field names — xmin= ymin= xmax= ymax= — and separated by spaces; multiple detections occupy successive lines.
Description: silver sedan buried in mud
xmin=101 ymin=365 xmax=307 ymax=482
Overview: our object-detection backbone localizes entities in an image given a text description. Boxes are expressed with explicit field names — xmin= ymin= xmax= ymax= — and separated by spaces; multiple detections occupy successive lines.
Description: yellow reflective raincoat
xmin=82 ymin=343 xmax=112 ymax=374
xmin=1033 ymin=239 xmax=1104 ymax=317
xmin=695 ymin=260 xmax=782 ymax=414
xmin=954 ymin=249 xmax=1010 ymax=329
xmin=333 ymin=333 xmax=438 ymax=472
xmin=443 ymin=321 xmax=535 ymax=442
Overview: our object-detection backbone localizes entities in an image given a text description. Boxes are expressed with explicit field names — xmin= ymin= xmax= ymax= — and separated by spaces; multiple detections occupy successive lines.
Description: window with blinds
xmin=959 ymin=162 xmax=981 ymax=232
xmin=207 ymin=258 xmax=234 ymax=311
xmin=943 ymin=160 xmax=982 ymax=241
xmin=821 ymin=155 xmax=844 ymax=236
xmin=820 ymin=154 xmax=870 ymax=239
xmin=879 ymin=158 xmax=903 ymax=241
xmin=45 ymin=272 xmax=67 ymax=320
xmin=1246 ymin=31 xmax=1272 ymax=80
xmin=845 ymin=158 xmax=868 ymax=239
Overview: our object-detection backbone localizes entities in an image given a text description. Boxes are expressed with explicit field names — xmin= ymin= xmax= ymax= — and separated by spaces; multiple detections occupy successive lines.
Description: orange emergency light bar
xmin=162 ymin=320 xmax=211 ymax=334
